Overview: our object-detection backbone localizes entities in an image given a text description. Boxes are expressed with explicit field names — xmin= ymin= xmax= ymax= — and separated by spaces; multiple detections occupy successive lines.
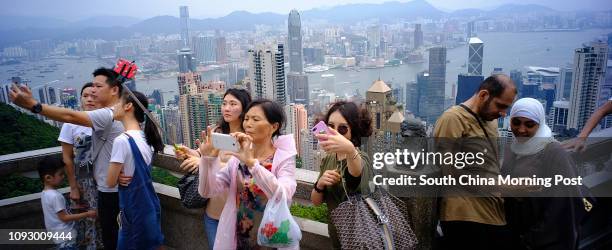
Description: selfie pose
xmin=310 ymin=101 xmax=374 ymax=249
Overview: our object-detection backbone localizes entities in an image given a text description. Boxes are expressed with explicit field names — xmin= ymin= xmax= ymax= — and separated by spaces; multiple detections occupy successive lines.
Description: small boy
xmin=38 ymin=156 xmax=96 ymax=250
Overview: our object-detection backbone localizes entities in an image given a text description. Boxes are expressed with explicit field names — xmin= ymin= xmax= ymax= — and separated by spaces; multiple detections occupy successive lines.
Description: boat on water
xmin=304 ymin=65 xmax=329 ymax=73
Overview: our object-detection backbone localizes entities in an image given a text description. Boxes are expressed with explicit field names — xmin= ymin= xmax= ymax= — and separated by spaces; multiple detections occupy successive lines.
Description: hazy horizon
xmin=1 ymin=0 xmax=611 ymax=21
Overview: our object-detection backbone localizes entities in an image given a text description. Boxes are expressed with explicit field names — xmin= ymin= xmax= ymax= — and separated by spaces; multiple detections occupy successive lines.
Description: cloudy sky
xmin=2 ymin=0 xmax=611 ymax=20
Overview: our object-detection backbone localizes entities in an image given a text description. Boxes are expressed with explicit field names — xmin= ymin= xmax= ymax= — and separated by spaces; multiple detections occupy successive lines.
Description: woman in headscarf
xmin=501 ymin=98 xmax=582 ymax=250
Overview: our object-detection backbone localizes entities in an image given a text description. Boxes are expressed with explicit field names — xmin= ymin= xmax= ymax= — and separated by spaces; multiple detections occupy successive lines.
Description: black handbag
xmin=177 ymin=172 xmax=208 ymax=209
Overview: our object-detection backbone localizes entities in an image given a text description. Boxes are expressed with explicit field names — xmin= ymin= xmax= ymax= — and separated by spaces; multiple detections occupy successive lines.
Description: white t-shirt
xmin=58 ymin=123 xmax=93 ymax=170
xmin=110 ymin=130 xmax=153 ymax=178
xmin=41 ymin=189 xmax=75 ymax=244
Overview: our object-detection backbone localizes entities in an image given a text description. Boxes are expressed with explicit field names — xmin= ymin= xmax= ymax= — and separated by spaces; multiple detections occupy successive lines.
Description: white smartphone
xmin=211 ymin=133 xmax=240 ymax=152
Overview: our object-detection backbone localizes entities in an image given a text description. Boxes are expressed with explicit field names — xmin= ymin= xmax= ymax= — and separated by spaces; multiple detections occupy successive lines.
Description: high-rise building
xmin=215 ymin=37 xmax=227 ymax=64
xmin=557 ymin=66 xmax=573 ymax=101
xmin=151 ymin=89 xmax=164 ymax=106
xmin=466 ymin=21 xmax=475 ymax=39
xmin=568 ymin=42 xmax=609 ymax=131
xmin=367 ymin=25 xmax=381 ymax=58
xmin=178 ymin=72 xmax=202 ymax=95
xmin=456 ymin=74 xmax=484 ymax=105
xmin=38 ymin=85 xmax=58 ymax=105
xmin=193 ymin=36 xmax=217 ymax=64
xmin=177 ymin=48 xmax=196 ymax=73
xmin=405 ymin=81 xmax=419 ymax=115
xmin=414 ymin=24 xmax=423 ymax=50
xmin=287 ymin=72 xmax=309 ymax=105
xmin=161 ymin=106 xmax=183 ymax=145
xmin=179 ymin=93 xmax=207 ymax=148
xmin=246 ymin=43 xmax=287 ymax=105
xmin=60 ymin=88 xmax=78 ymax=110
xmin=206 ymin=92 xmax=223 ymax=128
xmin=284 ymin=104 xmax=308 ymax=156
xmin=468 ymin=37 xmax=484 ymax=76
xmin=299 ymin=128 xmax=323 ymax=171
xmin=288 ymin=10 xmax=304 ymax=73
xmin=179 ymin=6 xmax=191 ymax=48
xmin=0 ymin=84 xmax=11 ymax=104
xmin=550 ymin=100 xmax=569 ymax=134
xmin=422 ymin=47 xmax=446 ymax=125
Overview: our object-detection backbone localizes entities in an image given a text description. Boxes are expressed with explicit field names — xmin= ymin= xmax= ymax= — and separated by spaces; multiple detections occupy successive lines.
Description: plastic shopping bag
xmin=257 ymin=186 xmax=302 ymax=248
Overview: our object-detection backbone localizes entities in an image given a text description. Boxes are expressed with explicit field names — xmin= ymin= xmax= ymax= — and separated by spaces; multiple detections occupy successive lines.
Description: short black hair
xmin=477 ymin=75 xmax=515 ymax=98
xmin=80 ymin=82 xmax=94 ymax=96
xmin=325 ymin=101 xmax=373 ymax=147
xmin=37 ymin=156 xmax=64 ymax=181
xmin=245 ymin=99 xmax=285 ymax=137
xmin=92 ymin=67 xmax=122 ymax=93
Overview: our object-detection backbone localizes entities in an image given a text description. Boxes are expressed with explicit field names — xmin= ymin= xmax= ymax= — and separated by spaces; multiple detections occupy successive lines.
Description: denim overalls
xmin=117 ymin=134 xmax=164 ymax=250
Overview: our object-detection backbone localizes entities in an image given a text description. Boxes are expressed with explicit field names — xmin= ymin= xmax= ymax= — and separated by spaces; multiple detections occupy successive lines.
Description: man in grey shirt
xmin=10 ymin=67 xmax=125 ymax=250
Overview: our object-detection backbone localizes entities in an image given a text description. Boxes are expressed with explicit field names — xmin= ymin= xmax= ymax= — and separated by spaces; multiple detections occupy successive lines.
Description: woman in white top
xmin=57 ymin=82 xmax=102 ymax=249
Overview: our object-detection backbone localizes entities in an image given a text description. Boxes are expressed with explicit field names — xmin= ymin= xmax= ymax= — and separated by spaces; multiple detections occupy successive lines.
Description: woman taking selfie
xmin=310 ymin=101 xmax=374 ymax=249
xmin=198 ymin=99 xmax=297 ymax=249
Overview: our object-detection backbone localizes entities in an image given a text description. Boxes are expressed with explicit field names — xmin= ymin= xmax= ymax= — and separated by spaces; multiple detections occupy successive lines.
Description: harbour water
xmin=2 ymin=29 xmax=611 ymax=103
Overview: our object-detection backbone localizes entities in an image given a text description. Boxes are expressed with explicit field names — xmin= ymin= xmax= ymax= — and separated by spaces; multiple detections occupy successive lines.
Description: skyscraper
xmin=287 ymin=72 xmax=309 ymax=105
xmin=246 ymin=43 xmax=287 ymax=105
xmin=177 ymin=48 xmax=196 ymax=73
xmin=414 ymin=24 xmax=423 ymax=50
xmin=38 ymin=85 xmax=58 ymax=105
xmin=456 ymin=74 xmax=484 ymax=105
xmin=215 ymin=37 xmax=227 ymax=64
xmin=468 ymin=37 xmax=483 ymax=75
xmin=193 ymin=35 xmax=216 ymax=64
xmin=60 ymin=88 xmax=78 ymax=110
xmin=367 ymin=25 xmax=381 ymax=58
xmin=284 ymin=104 xmax=308 ymax=156
xmin=288 ymin=10 xmax=304 ymax=73
xmin=422 ymin=47 xmax=446 ymax=125
xmin=466 ymin=21 xmax=475 ymax=39
xmin=161 ymin=106 xmax=182 ymax=145
xmin=151 ymin=89 xmax=164 ymax=106
xmin=179 ymin=6 xmax=191 ymax=48
xmin=557 ymin=66 xmax=573 ymax=101
xmin=568 ymin=42 xmax=608 ymax=131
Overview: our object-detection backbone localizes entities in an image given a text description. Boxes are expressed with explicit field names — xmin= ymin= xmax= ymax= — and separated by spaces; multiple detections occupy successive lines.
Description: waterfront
xmin=1 ymin=29 xmax=611 ymax=102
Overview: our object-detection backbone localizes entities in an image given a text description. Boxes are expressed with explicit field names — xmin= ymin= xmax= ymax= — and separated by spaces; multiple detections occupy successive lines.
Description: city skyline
xmin=1 ymin=0 xmax=610 ymax=21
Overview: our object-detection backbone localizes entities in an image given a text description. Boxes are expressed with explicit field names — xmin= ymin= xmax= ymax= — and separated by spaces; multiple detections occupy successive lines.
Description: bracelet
xmin=313 ymin=180 xmax=325 ymax=193
xmin=351 ymin=149 xmax=360 ymax=160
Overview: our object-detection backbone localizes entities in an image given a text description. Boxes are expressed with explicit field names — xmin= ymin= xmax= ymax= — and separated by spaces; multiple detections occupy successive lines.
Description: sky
xmin=1 ymin=0 xmax=611 ymax=21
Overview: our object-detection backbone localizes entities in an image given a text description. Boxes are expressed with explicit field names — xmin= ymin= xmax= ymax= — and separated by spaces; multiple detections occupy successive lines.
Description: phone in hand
xmin=211 ymin=133 xmax=240 ymax=152
xmin=311 ymin=121 xmax=330 ymax=140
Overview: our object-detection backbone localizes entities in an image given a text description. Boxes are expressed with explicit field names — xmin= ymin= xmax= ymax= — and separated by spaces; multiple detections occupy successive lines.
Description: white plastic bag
xmin=257 ymin=186 xmax=302 ymax=248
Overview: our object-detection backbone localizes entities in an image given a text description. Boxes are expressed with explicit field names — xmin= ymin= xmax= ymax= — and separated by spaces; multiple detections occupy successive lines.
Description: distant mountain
xmin=0 ymin=16 xmax=69 ymax=30
xmin=302 ymin=0 xmax=445 ymax=22
xmin=0 ymin=0 xmax=597 ymax=48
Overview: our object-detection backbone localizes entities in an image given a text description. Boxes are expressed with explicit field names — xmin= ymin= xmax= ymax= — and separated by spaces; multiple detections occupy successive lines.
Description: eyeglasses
xmin=511 ymin=118 xmax=537 ymax=129
xmin=328 ymin=124 xmax=349 ymax=135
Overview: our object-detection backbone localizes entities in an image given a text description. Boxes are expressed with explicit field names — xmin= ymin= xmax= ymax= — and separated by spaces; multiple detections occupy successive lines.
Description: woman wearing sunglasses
xmin=502 ymin=98 xmax=581 ymax=250
xmin=310 ymin=101 xmax=373 ymax=249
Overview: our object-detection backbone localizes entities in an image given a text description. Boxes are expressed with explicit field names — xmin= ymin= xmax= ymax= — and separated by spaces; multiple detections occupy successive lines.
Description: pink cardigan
xmin=198 ymin=134 xmax=298 ymax=250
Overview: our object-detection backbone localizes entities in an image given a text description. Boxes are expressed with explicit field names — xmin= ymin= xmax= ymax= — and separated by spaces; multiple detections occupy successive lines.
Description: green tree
xmin=0 ymin=103 xmax=60 ymax=155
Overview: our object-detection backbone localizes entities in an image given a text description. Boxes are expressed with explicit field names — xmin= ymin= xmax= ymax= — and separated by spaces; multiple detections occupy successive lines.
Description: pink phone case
xmin=311 ymin=121 xmax=329 ymax=140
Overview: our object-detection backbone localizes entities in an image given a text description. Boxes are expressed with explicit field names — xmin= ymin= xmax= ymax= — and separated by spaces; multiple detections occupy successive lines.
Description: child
xmin=107 ymin=90 xmax=164 ymax=249
xmin=38 ymin=156 xmax=97 ymax=250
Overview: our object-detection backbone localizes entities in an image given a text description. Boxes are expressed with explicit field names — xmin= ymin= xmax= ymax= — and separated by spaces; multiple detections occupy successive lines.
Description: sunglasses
xmin=328 ymin=124 xmax=349 ymax=135
xmin=511 ymin=118 xmax=537 ymax=129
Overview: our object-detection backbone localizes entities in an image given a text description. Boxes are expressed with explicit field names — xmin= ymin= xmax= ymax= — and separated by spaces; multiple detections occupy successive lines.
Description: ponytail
xmin=121 ymin=90 xmax=164 ymax=155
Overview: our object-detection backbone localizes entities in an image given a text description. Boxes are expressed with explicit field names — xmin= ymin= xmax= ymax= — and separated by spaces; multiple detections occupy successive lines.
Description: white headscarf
xmin=509 ymin=98 xmax=556 ymax=156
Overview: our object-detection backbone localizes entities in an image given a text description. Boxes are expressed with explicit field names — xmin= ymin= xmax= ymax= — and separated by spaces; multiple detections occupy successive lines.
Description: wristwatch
xmin=313 ymin=180 xmax=325 ymax=193
xmin=30 ymin=102 xmax=43 ymax=114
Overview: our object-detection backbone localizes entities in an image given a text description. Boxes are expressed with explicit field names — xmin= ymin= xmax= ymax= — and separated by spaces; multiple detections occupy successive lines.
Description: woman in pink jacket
xmin=198 ymin=99 xmax=298 ymax=250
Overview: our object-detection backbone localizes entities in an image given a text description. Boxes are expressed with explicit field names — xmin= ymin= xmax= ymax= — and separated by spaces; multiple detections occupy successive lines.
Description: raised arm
xmin=9 ymin=84 xmax=92 ymax=127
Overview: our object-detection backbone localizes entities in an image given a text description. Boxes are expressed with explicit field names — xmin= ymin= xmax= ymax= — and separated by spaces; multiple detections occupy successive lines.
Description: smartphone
xmin=311 ymin=121 xmax=330 ymax=140
xmin=211 ymin=133 xmax=240 ymax=152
